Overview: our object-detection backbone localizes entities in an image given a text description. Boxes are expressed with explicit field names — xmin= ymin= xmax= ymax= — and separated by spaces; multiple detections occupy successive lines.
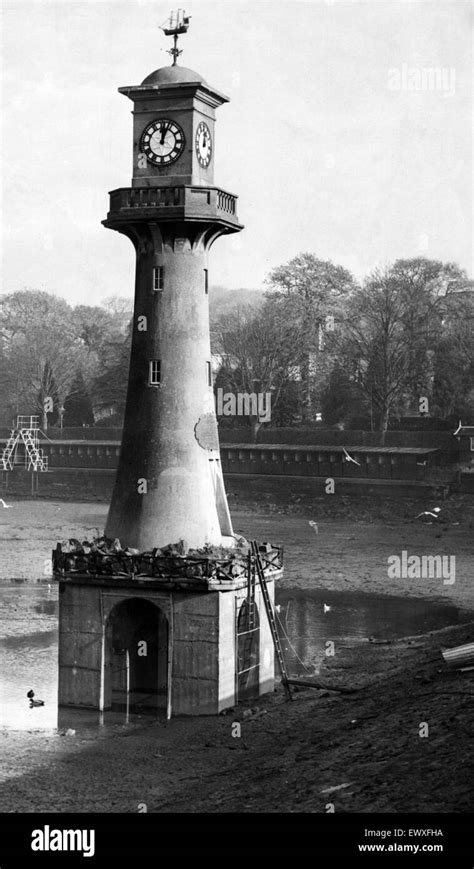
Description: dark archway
xmin=236 ymin=598 xmax=260 ymax=701
xmin=105 ymin=598 xmax=168 ymax=713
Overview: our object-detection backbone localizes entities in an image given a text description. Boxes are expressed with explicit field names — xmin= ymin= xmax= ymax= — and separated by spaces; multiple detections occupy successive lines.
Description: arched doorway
xmin=236 ymin=598 xmax=260 ymax=701
xmin=105 ymin=598 xmax=168 ymax=712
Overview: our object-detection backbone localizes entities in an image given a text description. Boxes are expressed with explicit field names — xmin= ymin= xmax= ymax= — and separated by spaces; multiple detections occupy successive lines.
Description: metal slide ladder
xmin=0 ymin=431 xmax=19 ymax=470
xmin=21 ymin=428 xmax=48 ymax=471
xmin=0 ymin=417 xmax=48 ymax=473
xmin=250 ymin=540 xmax=292 ymax=701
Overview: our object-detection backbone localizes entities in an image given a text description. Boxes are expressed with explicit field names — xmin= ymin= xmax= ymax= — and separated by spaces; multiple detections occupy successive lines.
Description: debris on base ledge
xmin=52 ymin=535 xmax=283 ymax=588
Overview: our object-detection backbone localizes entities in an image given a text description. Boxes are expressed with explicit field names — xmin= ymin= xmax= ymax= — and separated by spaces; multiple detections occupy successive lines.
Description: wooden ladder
xmin=250 ymin=541 xmax=292 ymax=701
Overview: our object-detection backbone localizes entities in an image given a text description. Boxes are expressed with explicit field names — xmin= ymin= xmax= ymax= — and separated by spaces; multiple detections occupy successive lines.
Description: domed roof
xmin=141 ymin=65 xmax=207 ymax=87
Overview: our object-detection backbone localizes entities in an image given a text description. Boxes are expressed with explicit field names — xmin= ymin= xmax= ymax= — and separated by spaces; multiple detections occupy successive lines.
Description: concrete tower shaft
xmin=103 ymin=201 xmax=242 ymax=551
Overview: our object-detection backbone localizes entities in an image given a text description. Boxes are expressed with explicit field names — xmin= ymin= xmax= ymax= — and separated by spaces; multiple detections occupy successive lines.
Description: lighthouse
xmin=56 ymin=13 xmax=283 ymax=718
xmin=103 ymin=13 xmax=242 ymax=551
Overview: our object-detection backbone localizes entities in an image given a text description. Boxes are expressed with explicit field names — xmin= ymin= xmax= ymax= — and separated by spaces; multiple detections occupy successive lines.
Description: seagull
xmin=0 ymin=498 xmax=12 ymax=508
xmin=342 ymin=447 xmax=360 ymax=466
xmin=323 ymin=604 xmax=331 ymax=613
xmin=309 ymin=520 xmax=318 ymax=535
xmin=414 ymin=507 xmax=441 ymax=520
xmin=27 ymin=690 xmax=44 ymax=707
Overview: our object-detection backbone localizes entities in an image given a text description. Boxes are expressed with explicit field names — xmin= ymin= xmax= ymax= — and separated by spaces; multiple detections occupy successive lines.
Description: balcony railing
xmin=216 ymin=190 xmax=236 ymax=215
xmin=107 ymin=186 xmax=238 ymax=222
xmin=110 ymin=187 xmax=185 ymax=210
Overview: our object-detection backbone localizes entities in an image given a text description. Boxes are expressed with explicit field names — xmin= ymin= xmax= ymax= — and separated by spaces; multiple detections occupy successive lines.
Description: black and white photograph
xmin=0 ymin=0 xmax=473 ymax=863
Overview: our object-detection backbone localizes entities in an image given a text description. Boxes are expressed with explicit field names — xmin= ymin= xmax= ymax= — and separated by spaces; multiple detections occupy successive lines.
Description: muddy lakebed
xmin=0 ymin=498 xmax=473 ymax=812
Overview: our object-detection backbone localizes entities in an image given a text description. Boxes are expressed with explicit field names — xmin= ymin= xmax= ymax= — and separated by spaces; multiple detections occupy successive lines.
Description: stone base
xmin=58 ymin=572 xmax=280 ymax=716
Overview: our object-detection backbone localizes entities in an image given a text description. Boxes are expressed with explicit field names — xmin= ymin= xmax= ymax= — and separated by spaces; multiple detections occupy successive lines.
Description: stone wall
xmin=1 ymin=438 xmax=446 ymax=481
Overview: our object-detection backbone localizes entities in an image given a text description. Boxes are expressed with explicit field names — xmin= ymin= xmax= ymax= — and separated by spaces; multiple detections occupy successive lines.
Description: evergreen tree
xmin=63 ymin=370 xmax=95 ymax=427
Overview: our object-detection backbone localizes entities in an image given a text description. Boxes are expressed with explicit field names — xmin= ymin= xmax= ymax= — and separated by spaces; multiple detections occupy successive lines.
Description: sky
xmin=1 ymin=0 xmax=472 ymax=307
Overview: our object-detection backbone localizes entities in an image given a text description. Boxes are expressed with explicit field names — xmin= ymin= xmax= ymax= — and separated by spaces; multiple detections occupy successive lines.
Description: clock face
xmin=140 ymin=119 xmax=185 ymax=166
xmin=195 ymin=121 xmax=212 ymax=168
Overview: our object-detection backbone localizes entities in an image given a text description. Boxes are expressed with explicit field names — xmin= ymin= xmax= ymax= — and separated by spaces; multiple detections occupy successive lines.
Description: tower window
xmin=153 ymin=266 xmax=164 ymax=292
xmin=149 ymin=360 xmax=161 ymax=385
xmin=204 ymin=269 xmax=209 ymax=294
xmin=206 ymin=361 xmax=212 ymax=386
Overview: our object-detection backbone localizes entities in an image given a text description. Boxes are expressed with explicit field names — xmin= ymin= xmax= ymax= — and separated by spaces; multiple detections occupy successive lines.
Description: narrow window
xmin=204 ymin=268 xmax=209 ymax=294
xmin=149 ymin=360 xmax=161 ymax=385
xmin=206 ymin=361 xmax=212 ymax=387
xmin=153 ymin=266 xmax=164 ymax=292
xmin=470 ymin=437 xmax=474 ymax=452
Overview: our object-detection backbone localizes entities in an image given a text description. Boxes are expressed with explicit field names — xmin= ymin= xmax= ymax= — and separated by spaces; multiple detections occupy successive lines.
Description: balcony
xmin=105 ymin=185 xmax=242 ymax=231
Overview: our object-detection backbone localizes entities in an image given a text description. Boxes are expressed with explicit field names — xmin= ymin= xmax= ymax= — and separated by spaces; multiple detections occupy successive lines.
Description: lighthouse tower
xmin=103 ymin=14 xmax=242 ymax=551
xmin=56 ymin=14 xmax=282 ymax=718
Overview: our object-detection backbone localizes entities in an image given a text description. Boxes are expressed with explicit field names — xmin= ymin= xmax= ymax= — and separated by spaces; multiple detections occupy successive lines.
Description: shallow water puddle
xmin=0 ymin=582 xmax=58 ymax=730
xmin=277 ymin=587 xmax=469 ymax=676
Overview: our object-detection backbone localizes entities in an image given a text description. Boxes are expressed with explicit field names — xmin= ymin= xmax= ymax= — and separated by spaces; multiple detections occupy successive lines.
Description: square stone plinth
xmin=57 ymin=573 xmax=279 ymax=716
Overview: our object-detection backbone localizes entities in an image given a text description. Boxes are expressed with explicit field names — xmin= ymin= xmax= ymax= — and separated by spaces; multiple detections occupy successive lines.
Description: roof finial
xmin=160 ymin=9 xmax=191 ymax=66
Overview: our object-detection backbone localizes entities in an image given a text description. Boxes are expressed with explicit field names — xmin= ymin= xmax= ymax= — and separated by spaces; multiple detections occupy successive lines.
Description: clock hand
xmin=160 ymin=123 xmax=168 ymax=145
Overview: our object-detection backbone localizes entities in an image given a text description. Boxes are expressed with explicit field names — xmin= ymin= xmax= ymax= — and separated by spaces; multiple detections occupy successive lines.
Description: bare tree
xmin=0 ymin=290 xmax=94 ymax=428
xmin=212 ymin=301 xmax=300 ymax=441
xmin=337 ymin=259 xmax=471 ymax=436
xmin=387 ymin=258 xmax=467 ymax=410
xmin=265 ymin=253 xmax=357 ymax=421
xmin=100 ymin=295 xmax=133 ymax=331
xmin=432 ymin=287 xmax=474 ymax=419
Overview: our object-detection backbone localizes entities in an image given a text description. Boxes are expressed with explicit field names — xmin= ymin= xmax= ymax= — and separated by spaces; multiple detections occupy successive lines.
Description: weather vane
xmin=160 ymin=9 xmax=191 ymax=66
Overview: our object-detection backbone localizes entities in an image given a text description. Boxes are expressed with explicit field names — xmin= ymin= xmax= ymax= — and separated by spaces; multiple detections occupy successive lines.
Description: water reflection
xmin=34 ymin=599 xmax=57 ymax=617
xmin=276 ymin=588 xmax=466 ymax=676
xmin=1 ymin=630 xmax=57 ymax=650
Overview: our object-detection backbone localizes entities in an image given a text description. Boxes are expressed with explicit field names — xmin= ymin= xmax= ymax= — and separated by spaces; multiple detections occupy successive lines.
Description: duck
xmin=27 ymin=690 xmax=44 ymax=707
